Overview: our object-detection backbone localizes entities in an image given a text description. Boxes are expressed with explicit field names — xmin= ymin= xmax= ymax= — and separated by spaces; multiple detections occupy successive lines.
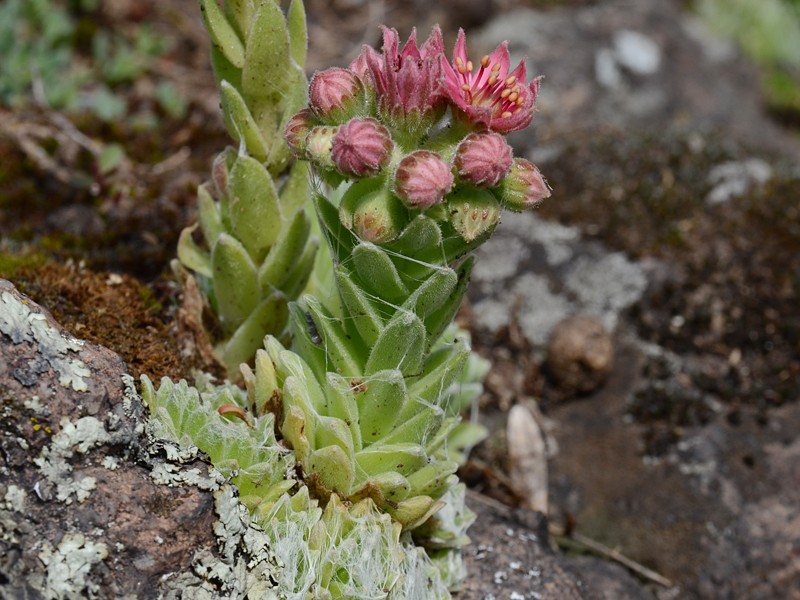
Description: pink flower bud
xmin=331 ymin=117 xmax=393 ymax=178
xmin=393 ymin=150 xmax=454 ymax=210
xmin=447 ymin=187 xmax=501 ymax=242
xmin=454 ymin=132 xmax=514 ymax=187
xmin=284 ymin=108 xmax=318 ymax=156
xmin=309 ymin=67 xmax=365 ymax=121
xmin=500 ymin=158 xmax=551 ymax=211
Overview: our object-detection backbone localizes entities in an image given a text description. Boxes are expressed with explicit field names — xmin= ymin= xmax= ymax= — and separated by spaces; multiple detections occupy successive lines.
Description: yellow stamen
xmin=480 ymin=55 xmax=490 ymax=68
xmin=508 ymin=92 xmax=518 ymax=102
xmin=492 ymin=64 xmax=501 ymax=72
xmin=488 ymin=75 xmax=498 ymax=86
xmin=501 ymin=111 xmax=513 ymax=118
xmin=516 ymin=97 xmax=524 ymax=106
xmin=500 ymin=89 xmax=512 ymax=99
xmin=462 ymin=83 xmax=471 ymax=92
xmin=466 ymin=60 xmax=473 ymax=72
xmin=505 ymin=76 xmax=517 ymax=86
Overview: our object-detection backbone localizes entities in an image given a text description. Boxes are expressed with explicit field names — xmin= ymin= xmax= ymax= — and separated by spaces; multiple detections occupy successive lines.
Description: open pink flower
xmin=351 ymin=26 xmax=447 ymax=130
xmin=443 ymin=29 xmax=541 ymax=133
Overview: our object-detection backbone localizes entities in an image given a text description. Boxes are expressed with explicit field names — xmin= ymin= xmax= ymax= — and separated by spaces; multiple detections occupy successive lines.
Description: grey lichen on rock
xmin=33 ymin=416 xmax=110 ymax=504
xmin=0 ymin=288 xmax=91 ymax=392
xmin=35 ymin=532 xmax=109 ymax=600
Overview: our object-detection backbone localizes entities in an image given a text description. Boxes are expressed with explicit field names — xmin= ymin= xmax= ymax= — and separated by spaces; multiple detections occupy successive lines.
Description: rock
xmin=546 ymin=315 xmax=614 ymax=394
xmin=463 ymin=495 xmax=652 ymax=600
xmin=0 ymin=280 xmax=274 ymax=598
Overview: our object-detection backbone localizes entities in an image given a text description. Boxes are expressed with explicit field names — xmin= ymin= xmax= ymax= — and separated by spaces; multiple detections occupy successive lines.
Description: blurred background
xmin=1 ymin=1 xmax=798 ymax=598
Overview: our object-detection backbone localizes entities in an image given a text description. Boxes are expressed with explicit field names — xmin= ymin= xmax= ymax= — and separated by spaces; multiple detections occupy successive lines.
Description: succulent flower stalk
xmin=161 ymin=9 xmax=554 ymax=597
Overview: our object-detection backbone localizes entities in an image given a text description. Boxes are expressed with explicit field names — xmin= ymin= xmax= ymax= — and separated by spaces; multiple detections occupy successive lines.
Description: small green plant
xmin=697 ymin=0 xmax=800 ymax=118
xmin=0 ymin=0 xmax=184 ymax=120
xmin=146 ymin=2 xmax=551 ymax=597
xmin=176 ymin=0 xmax=317 ymax=376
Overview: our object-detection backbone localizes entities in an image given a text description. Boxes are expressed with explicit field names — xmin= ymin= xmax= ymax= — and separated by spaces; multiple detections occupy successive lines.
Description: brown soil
xmin=6 ymin=262 xmax=194 ymax=382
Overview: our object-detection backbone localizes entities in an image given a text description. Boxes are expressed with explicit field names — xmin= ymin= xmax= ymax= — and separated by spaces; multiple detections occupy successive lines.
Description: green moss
xmin=0 ymin=250 xmax=48 ymax=279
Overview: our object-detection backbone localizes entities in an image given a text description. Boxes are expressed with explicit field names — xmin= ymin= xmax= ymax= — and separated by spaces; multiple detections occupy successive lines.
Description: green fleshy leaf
xmin=310 ymin=445 xmax=356 ymax=494
xmin=220 ymin=81 xmax=271 ymax=161
xmin=335 ymin=265 xmax=384 ymax=347
xmin=282 ymin=402 xmax=312 ymax=461
xmin=281 ymin=237 xmax=319 ymax=299
xmin=355 ymin=369 xmax=407 ymax=444
xmin=258 ymin=209 xmax=310 ymax=291
xmin=402 ymin=266 xmax=457 ymax=321
xmin=242 ymin=1 xmax=291 ymax=101
xmin=389 ymin=495 xmax=442 ymax=530
xmin=177 ymin=224 xmax=212 ymax=278
xmin=287 ymin=0 xmax=307 ymax=68
xmin=352 ymin=242 xmax=409 ymax=300
xmin=424 ymin=255 xmax=474 ymax=345
xmin=324 ymin=373 xmax=363 ymax=452
xmin=365 ymin=309 xmax=425 ymax=376
xmin=314 ymin=193 xmax=356 ymax=265
xmin=405 ymin=464 xmax=458 ymax=499
xmin=218 ymin=291 xmax=288 ymax=374
xmin=315 ymin=415 xmax=356 ymax=460
xmin=355 ymin=443 xmax=427 ymax=478
xmin=228 ymin=154 xmax=281 ymax=262
xmin=407 ymin=340 xmax=470 ymax=408
xmin=211 ymin=233 xmax=260 ymax=330
xmin=222 ymin=0 xmax=254 ymax=40
xmin=269 ymin=337 xmax=328 ymax=414
xmin=287 ymin=303 xmax=328 ymax=384
xmin=367 ymin=472 xmax=411 ymax=504
xmin=423 ymin=417 xmax=461 ymax=457
xmin=439 ymin=421 xmax=488 ymax=465
xmin=200 ymin=0 xmax=245 ymax=68
xmin=373 ymin=404 xmax=442 ymax=448
xmin=197 ymin=183 xmax=223 ymax=244
xmin=279 ymin=160 xmax=310 ymax=217
xmin=304 ymin=295 xmax=366 ymax=377
xmin=210 ymin=44 xmax=242 ymax=93
xmin=388 ymin=214 xmax=442 ymax=255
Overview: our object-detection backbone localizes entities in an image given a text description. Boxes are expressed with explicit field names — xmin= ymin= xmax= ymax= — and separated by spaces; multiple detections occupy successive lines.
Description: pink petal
xmin=452 ymin=28 xmax=468 ymax=64
xmin=400 ymin=27 xmax=421 ymax=62
xmin=420 ymin=25 xmax=444 ymax=59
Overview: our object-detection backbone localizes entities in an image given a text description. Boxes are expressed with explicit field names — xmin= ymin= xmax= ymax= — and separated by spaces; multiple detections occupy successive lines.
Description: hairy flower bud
xmin=447 ymin=187 xmax=501 ymax=242
xmin=331 ymin=117 xmax=393 ymax=178
xmin=305 ymin=125 xmax=340 ymax=169
xmin=499 ymin=158 xmax=551 ymax=211
xmin=341 ymin=179 xmax=407 ymax=244
xmin=454 ymin=132 xmax=513 ymax=187
xmin=284 ymin=108 xmax=318 ymax=157
xmin=309 ymin=67 xmax=365 ymax=122
xmin=393 ymin=150 xmax=454 ymax=210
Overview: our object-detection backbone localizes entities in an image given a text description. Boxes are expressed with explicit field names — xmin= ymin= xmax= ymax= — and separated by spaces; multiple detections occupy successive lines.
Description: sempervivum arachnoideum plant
xmin=176 ymin=0 xmax=319 ymax=378
xmin=268 ymin=25 xmax=551 ymax=535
